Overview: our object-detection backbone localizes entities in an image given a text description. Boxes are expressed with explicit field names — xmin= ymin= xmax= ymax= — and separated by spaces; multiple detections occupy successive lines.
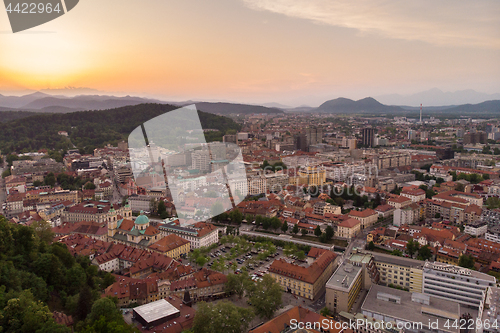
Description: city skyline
xmin=1 ymin=0 xmax=499 ymax=106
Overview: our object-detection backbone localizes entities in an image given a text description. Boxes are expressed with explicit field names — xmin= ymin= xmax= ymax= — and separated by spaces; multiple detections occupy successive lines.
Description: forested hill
xmin=0 ymin=111 xmax=39 ymax=123
xmin=0 ymin=215 xmax=137 ymax=332
xmin=0 ymin=103 xmax=242 ymax=155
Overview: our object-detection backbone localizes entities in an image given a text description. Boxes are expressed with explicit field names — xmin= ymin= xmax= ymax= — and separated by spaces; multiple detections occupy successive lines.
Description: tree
xmin=44 ymin=172 xmax=56 ymax=187
xmin=66 ymin=264 xmax=87 ymax=295
xmin=334 ymin=197 xmax=344 ymax=208
xmin=417 ymin=245 xmax=433 ymax=261
xmin=87 ymin=297 xmax=122 ymax=324
xmin=373 ymin=193 xmax=381 ymax=208
xmin=458 ymin=254 xmax=475 ymax=269
xmin=229 ymin=209 xmax=243 ymax=225
xmin=301 ymin=229 xmax=308 ymax=236
xmin=195 ymin=256 xmax=208 ymax=267
xmin=325 ymin=226 xmax=334 ymax=241
xmin=296 ymin=251 xmax=306 ymax=260
xmin=248 ymin=275 xmax=283 ymax=319
xmin=367 ymin=241 xmax=375 ymax=251
xmin=149 ymin=198 xmax=158 ymax=214
xmin=270 ymin=217 xmax=282 ymax=231
xmin=314 ymin=226 xmax=322 ymax=237
xmin=292 ymin=224 xmax=299 ymax=235
xmin=486 ymin=197 xmax=500 ymax=209
xmin=157 ymin=200 xmax=167 ymax=217
xmin=391 ymin=250 xmax=403 ymax=257
xmin=31 ymin=220 xmax=54 ymax=244
xmin=1 ymin=290 xmax=70 ymax=333
xmin=455 ymin=183 xmax=465 ymax=192
xmin=225 ymin=272 xmax=251 ymax=299
xmin=320 ymin=307 xmax=331 ymax=317
xmin=406 ymin=239 xmax=418 ymax=257
xmin=435 ymin=213 xmax=441 ymax=219
xmin=1 ymin=168 xmax=11 ymax=178
xmin=281 ymin=222 xmax=288 ymax=233
xmin=193 ymin=300 xmax=254 ymax=333
xmin=76 ymin=284 xmax=93 ymax=321
xmin=83 ymin=182 xmax=96 ymax=190
xmin=79 ymin=315 xmax=138 ymax=333
xmin=425 ymin=189 xmax=436 ymax=199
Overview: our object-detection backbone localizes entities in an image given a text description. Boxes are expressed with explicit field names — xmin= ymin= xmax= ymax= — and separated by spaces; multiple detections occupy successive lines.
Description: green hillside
xmin=0 ymin=103 xmax=241 ymax=154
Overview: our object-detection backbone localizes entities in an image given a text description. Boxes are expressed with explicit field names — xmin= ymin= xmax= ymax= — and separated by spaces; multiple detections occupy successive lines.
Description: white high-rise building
xmin=191 ymin=149 xmax=210 ymax=172
xmin=422 ymin=261 xmax=496 ymax=319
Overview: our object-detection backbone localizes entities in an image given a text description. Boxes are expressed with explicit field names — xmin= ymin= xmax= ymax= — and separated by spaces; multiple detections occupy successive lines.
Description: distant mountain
xmin=262 ymin=102 xmax=291 ymax=109
xmin=0 ymin=92 xmax=53 ymax=108
xmin=0 ymin=92 xmax=166 ymax=112
xmin=0 ymin=93 xmax=284 ymax=116
xmin=40 ymin=87 xmax=100 ymax=96
xmin=284 ymin=106 xmax=315 ymax=112
xmin=315 ymin=97 xmax=404 ymax=114
xmin=437 ymin=100 xmax=500 ymax=114
xmin=195 ymin=102 xmax=283 ymax=115
xmin=21 ymin=95 xmax=166 ymax=110
xmin=376 ymin=88 xmax=500 ymax=107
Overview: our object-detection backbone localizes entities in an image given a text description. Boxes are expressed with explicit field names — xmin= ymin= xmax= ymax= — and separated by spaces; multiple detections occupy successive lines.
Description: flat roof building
xmin=325 ymin=260 xmax=365 ymax=313
xmin=361 ymin=285 xmax=460 ymax=333
xmin=422 ymin=261 xmax=496 ymax=319
xmin=133 ymin=299 xmax=180 ymax=329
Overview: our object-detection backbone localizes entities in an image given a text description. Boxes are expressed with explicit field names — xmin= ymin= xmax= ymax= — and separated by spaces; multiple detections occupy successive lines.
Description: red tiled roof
xmin=249 ymin=306 xmax=347 ymax=333
xmin=149 ymin=234 xmax=190 ymax=253
xmin=338 ymin=218 xmax=360 ymax=228
xmin=349 ymin=208 xmax=376 ymax=218
xmin=268 ymin=251 xmax=337 ymax=284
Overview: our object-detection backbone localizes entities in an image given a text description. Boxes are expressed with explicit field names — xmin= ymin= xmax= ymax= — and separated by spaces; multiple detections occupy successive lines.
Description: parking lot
xmin=204 ymin=244 xmax=282 ymax=277
xmin=186 ymin=236 xmax=313 ymax=280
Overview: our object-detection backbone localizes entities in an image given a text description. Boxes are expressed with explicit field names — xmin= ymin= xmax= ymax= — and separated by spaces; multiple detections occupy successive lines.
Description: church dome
xmin=135 ymin=211 xmax=150 ymax=225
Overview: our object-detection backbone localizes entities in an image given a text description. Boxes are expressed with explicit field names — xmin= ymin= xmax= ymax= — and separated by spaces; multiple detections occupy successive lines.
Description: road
xmin=240 ymin=230 xmax=335 ymax=251
xmin=0 ymin=166 xmax=6 ymax=216
xmin=112 ymin=179 xmax=123 ymax=205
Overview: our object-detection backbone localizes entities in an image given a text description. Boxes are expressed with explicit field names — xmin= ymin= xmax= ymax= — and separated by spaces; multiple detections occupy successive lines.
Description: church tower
xmin=108 ymin=208 xmax=118 ymax=238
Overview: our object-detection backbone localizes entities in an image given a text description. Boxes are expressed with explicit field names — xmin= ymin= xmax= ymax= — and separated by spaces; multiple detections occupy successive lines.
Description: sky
xmin=0 ymin=0 xmax=499 ymax=106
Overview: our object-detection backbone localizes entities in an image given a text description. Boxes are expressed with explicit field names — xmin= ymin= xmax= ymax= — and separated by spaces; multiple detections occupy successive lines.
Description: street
xmin=240 ymin=230 xmax=335 ymax=251
xmin=0 ymin=166 xmax=6 ymax=216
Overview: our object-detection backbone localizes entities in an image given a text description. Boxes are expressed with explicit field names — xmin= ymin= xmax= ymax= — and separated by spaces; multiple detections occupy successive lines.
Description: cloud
xmin=241 ymin=0 xmax=500 ymax=48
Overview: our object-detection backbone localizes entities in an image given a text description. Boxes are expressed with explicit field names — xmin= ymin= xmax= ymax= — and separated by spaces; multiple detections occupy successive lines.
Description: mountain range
xmin=0 ymin=91 xmax=499 ymax=116
xmin=376 ymin=88 xmax=500 ymax=107
xmin=0 ymin=93 xmax=283 ymax=115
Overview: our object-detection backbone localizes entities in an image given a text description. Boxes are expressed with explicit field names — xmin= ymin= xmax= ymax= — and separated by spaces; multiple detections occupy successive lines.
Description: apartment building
xmin=387 ymin=196 xmax=412 ymax=209
xmin=336 ymin=218 xmax=361 ymax=240
xmin=348 ymin=209 xmax=378 ymax=229
xmin=393 ymin=203 xmax=422 ymax=227
xmin=464 ymin=220 xmax=488 ymax=237
xmin=486 ymin=226 xmax=500 ymax=244
xmin=400 ymin=187 xmax=426 ymax=203
xmin=368 ymin=251 xmax=424 ymax=293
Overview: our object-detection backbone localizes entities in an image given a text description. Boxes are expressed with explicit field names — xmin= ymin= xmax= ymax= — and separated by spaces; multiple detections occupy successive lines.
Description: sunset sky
xmin=1 ymin=0 xmax=499 ymax=106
